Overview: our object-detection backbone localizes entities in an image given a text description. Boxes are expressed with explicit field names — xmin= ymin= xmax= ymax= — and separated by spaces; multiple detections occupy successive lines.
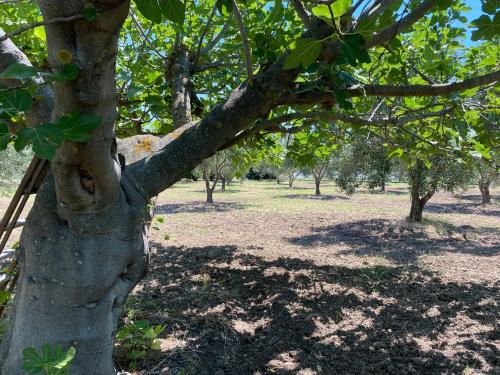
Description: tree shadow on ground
xmin=425 ymin=202 xmax=500 ymax=217
xmin=459 ymin=194 xmax=500 ymax=203
xmin=285 ymin=219 xmax=499 ymax=263
xmin=384 ymin=189 xmax=408 ymax=195
xmin=217 ymin=189 xmax=245 ymax=194
xmin=274 ymin=194 xmax=350 ymax=201
xmin=124 ymin=244 xmax=499 ymax=375
xmin=156 ymin=201 xmax=249 ymax=215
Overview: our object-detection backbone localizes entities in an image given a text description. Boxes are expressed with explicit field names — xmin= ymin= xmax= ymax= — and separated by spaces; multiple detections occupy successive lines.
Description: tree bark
xmin=172 ymin=44 xmax=192 ymax=129
xmin=221 ymin=176 xmax=226 ymax=192
xmin=315 ymin=177 xmax=321 ymax=196
xmin=0 ymin=2 xmax=148 ymax=374
xmin=1 ymin=176 xmax=149 ymax=375
xmin=408 ymin=198 xmax=423 ymax=222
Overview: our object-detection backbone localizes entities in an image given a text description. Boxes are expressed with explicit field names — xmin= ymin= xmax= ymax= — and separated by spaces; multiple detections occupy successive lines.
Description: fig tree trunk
xmin=0 ymin=3 xmax=149 ymax=374
xmin=408 ymin=197 xmax=424 ymax=222
xmin=0 ymin=176 xmax=149 ymax=375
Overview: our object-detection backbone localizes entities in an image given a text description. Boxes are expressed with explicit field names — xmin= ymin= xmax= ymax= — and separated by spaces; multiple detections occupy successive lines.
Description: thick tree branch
xmin=344 ymin=71 xmax=500 ymax=97
xmin=321 ymin=0 xmax=436 ymax=61
xmin=289 ymin=71 xmax=500 ymax=104
xmin=365 ymin=0 xmax=436 ymax=48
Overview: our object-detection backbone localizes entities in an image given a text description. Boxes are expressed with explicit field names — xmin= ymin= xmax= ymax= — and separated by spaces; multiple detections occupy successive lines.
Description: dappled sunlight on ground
xmin=110 ymin=180 xmax=500 ymax=374
xmin=2 ymin=180 xmax=499 ymax=374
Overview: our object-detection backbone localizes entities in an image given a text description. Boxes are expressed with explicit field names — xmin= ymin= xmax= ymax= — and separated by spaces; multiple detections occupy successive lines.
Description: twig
xmin=193 ymin=3 xmax=218 ymax=69
xmin=131 ymin=13 xmax=166 ymax=60
xmin=232 ymin=0 xmax=253 ymax=82
xmin=0 ymin=14 xmax=85 ymax=42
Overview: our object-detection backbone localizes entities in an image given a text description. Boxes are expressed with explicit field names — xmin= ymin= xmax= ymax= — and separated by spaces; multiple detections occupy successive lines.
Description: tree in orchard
xmin=198 ymin=151 xmax=227 ymax=203
xmin=328 ymin=133 xmax=393 ymax=194
xmin=281 ymin=156 xmax=301 ymax=187
xmin=476 ymin=159 xmax=498 ymax=204
xmin=0 ymin=0 xmax=498 ymax=373
xmin=287 ymin=122 xmax=340 ymax=196
xmin=407 ymin=155 xmax=477 ymax=222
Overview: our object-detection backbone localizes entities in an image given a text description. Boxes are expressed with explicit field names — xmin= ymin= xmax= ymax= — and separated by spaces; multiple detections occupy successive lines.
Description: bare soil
xmin=1 ymin=181 xmax=499 ymax=374
xmin=119 ymin=181 xmax=499 ymax=375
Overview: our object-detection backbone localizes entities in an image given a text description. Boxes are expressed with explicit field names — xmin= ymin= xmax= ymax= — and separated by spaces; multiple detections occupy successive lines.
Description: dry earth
xmin=1 ymin=180 xmax=499 ymax=374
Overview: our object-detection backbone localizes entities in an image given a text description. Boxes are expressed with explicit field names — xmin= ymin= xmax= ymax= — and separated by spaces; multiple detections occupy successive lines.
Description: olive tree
xmin=407 ymin=156 xmax=477 ymax=222
xmin=0 ymin=0 xmax=498 ymax=373
xmin=476 ymin=159 xmax=498 ymax=204
xmin=329 ymin=134 xmax=392 ymax=194
xmin=198 ymin=152 xmax=226 ymax=203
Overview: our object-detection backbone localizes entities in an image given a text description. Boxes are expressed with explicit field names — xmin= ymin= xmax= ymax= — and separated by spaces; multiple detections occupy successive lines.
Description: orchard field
xmin=1 ymin=179 xmax=499 ymax=374
xmin=112 ymin=180 xmax=497 ymax=374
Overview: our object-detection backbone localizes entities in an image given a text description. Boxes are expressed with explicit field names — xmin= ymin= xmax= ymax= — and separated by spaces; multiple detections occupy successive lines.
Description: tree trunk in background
xmin=408 ymin=161 xmax=434 ymax=222
xmin=315 ymin=178 xmax=321 ymax=196
xmin=380 ymin=177 xmax=385 ymax=192
xmin=479 ymin=180 xmax=491 ymax=204
xmin=204 ymin=176 xmax=214 ymax=204
xmin=206 ymin=189 xmax=214 ymax=204
xmin=221 ymin=177 xmax=226 ymax=192
xmin=172 ymin=44 xmax=192 ymax=129
xmin=408 ymin=198 xmax=423 ymax=222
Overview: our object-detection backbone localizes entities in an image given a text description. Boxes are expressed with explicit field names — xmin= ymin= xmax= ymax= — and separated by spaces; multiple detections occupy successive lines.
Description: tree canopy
xmin=0 ymin=0 xmax=498 ymax=373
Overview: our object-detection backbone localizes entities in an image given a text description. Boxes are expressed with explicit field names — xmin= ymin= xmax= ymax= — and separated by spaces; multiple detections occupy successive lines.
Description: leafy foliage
xmin=133 ymin=0 xmax=185 ymax=25
xmin=22 ymin=344 xmax=76 ymax=375
xmin=3 ymin=112 xmax=101 ymax=160
xmin=116 ymin=319 xmax=165 ymax=369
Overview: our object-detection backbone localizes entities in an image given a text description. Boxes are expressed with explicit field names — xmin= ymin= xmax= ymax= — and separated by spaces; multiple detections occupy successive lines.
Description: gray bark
xmin=1 ymin=175 xmax=149 ymax=375
xmin=172 ymin=44 xmax=192 ymax=128
xmin=1 ymin=2 xmax=150 ymax=374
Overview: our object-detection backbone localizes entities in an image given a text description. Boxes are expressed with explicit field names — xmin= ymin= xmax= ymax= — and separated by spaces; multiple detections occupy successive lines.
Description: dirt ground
xmin=119 ymin=180 xmax=499 ymax=375
xmin=1 ymin=180 xmax=499 ymax=374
